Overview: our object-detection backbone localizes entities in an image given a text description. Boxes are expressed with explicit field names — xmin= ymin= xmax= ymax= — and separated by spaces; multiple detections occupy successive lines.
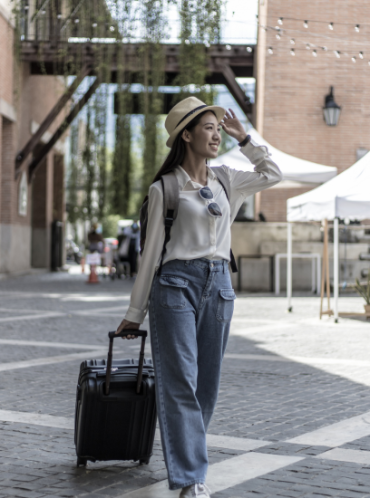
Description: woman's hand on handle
xmin=116 ymin=318 xmax=140 ymax=339
xmin=220 ymin=108 xmax=248 ymax=143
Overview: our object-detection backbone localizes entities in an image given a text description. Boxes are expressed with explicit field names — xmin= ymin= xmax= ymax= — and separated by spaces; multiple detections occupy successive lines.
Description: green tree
xmin=66 ymin=123 xmax=80 ymax=237
xmin=174 ymin=0 xmax=222 ymax=105
xmin=83 ymin=106 xmax=96 ymax=220
xmin=94 ymin=85 xmax=109 ymax=221
xmin=140 ymin=1 xmax=166 ymax=197
xmin=111 ymin=110 xmax=132 ymax=217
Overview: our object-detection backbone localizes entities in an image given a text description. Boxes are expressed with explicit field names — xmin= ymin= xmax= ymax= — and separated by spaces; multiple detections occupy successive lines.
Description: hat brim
xmin=166 ymin=105 xmax=226 ymax=148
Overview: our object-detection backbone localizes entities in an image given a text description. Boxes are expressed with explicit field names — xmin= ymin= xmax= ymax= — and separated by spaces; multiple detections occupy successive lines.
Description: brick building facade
xmin=0 ymin=0 xmax=65 ymax=275
xmin=255 ymin=0 xmax=370 ymax=221
xmin=2 ymin=0 xmax=368 ymax=274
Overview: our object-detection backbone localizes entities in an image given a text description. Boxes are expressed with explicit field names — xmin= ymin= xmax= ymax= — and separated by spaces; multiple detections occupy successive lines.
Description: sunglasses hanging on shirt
xmin=198 ymin=186 xmax=222 ymax=218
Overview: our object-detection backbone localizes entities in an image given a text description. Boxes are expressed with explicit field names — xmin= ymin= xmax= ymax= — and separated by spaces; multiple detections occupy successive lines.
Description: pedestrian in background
xmin=116 ymin=97 xmax=282 ymax=497
xmin=116 ymin=222 xmax=140 ymax=277
xmin=87 ymin=223 xmax=104 ymax=254
xmin=127 ymin=221 xmax=140 ymax=277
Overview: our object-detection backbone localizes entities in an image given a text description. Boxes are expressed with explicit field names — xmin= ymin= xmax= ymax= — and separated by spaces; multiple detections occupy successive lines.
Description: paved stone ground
xmin=0 ymin=267 xmax=370 ymax=497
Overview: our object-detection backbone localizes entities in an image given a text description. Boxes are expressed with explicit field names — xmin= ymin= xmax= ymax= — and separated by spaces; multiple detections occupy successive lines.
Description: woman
xmin=116 ymin=96 xmax=282 ymax=497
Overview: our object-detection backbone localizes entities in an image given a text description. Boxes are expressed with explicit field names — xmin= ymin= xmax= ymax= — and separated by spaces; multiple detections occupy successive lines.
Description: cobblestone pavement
xmin=0 ymin=268 xmax=370 ymax=497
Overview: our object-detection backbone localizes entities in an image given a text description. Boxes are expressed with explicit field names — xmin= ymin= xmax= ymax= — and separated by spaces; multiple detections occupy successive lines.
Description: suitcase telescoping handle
xmin=105 ymin=330 xmax=148 ymax=396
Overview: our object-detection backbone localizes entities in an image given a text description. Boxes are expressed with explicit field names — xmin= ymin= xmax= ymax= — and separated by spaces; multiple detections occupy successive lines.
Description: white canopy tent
xmin=286 ymin=152 xmax=370 ymax=321
xmin=211 ymin=127 xmax=337 ymax=184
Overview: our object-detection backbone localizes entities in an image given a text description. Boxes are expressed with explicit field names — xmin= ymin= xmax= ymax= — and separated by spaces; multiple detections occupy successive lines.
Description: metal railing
xmin=19 ymin=0 xmax=118 ymax=42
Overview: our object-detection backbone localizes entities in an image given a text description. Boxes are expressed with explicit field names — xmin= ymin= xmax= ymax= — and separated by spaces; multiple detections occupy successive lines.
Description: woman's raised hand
xmin=116 ymin=318 xmax=140 ymax=339
xmin=220 ymin=108 xmax=248 ymax=143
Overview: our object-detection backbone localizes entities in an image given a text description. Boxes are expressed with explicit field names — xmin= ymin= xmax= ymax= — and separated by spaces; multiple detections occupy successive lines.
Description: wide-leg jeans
xmin=149 ymin=258 xmax=236 ymax=490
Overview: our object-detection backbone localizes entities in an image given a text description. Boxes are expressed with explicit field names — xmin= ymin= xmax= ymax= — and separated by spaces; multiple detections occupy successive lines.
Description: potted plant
xmin=355 ymin=272 xmax=370 ymax=315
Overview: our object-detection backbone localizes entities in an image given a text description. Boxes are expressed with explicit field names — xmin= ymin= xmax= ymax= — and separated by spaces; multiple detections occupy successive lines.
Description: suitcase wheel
xmin=77 ymin=457 xmax=87 ymax=467
xmin=140 ymin=458 xmax=150 ymax=465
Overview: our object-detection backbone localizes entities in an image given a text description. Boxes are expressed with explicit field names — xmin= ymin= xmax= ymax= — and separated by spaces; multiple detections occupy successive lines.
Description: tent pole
xmin=320 ymin=219 xmax=327 ymax=318
xmin=326 ymin=221 xmax=331 ymax=312
xmin=334 ymin=217 xmax=339 ymax=323
xmin=287 ymin=221 xmax=293 ymax=312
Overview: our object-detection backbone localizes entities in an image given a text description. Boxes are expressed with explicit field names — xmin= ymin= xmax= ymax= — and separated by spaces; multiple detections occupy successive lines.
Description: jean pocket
xmin=159 ymin=275 xmax=189 ymax=309
xmin=216 ymin=289 xmax=236 ymax=322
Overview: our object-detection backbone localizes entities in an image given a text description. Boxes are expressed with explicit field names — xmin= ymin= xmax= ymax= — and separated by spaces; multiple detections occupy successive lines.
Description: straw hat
xmin=165 ymin=96 xmax=226 ymax=148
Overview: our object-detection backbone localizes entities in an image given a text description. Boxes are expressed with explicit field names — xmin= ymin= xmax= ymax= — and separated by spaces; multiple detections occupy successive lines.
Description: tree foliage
xmin=17 ymin=0 xmax=223 ymax=226
xmin=355 ymin=273 xmax=370 ymax=305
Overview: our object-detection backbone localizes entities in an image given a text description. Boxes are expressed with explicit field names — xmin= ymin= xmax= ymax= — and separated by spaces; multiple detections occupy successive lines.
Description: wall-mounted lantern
xmin=323 ymin=86 xmax=341 ymax=126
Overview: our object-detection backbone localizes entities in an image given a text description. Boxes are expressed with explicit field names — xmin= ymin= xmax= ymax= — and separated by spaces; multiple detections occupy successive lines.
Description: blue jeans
xmin=149 ymin=258 xmax=235 ymax=490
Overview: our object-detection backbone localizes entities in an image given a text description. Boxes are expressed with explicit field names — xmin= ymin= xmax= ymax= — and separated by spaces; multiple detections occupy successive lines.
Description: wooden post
xmin=320 ymin=219 xmax=334 ymax=318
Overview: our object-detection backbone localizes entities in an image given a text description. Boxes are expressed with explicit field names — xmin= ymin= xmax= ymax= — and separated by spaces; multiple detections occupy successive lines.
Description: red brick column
xmin=53 ymin=153 xmax=65 ymax=265
xmin=0 ymin=118 xmax=15 ymax=225
xmin=0 ymin=117 xmax=2 ymax=217
xmin=31 ymin=151 xmax=54 ymax=268
xmin=53 ymin=154 xmax=65 ymax=221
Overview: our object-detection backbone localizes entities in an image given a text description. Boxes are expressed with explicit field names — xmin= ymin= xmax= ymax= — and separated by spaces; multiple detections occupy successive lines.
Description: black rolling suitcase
xmin=74 ymin=330 xmax=157 ymax=467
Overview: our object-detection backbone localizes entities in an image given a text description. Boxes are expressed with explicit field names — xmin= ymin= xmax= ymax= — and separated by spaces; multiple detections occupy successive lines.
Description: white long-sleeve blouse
xmin=125 ymin=138 xmax=283 ymax=324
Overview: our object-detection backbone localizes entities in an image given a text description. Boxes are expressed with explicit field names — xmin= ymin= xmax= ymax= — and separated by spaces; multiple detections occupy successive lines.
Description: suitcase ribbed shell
xmin=75 ymin=359 xmax=156 ymax=465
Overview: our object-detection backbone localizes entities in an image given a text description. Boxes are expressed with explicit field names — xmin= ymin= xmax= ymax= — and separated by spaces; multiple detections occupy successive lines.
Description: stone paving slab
xmin=211 ymin=358 xmax=370 ymax=441
xmin=0 ymin=345 xmax=88 ymax=364
xmin=342 ymin=435 xmax=370 ymax=453
xmin=0 ymin=315 xmax=130 ymax=345
xmin=0 ymin=272 xmax=370 ymax=497
xmin=0 ymin=422 xmax=240 ymax=498
xmin=212 ymin=458 xmax=370 ymax=498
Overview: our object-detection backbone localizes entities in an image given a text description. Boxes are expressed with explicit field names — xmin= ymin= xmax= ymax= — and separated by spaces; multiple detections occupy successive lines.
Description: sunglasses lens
xmin=208 ymin=202 xmax=222 ymax=217
xmin=199 ymin=187 xmax=213 ymax=200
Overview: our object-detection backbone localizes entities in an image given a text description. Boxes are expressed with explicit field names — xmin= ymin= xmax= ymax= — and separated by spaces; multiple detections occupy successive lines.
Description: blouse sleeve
xmin=124 ymin=183 xmax=165 ymax=324
xmin=226 ymin=137 xmax=283 ymax=198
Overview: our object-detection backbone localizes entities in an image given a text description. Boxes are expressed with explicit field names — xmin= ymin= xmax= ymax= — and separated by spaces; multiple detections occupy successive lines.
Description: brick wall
xmin=0 ymin=14 xmax=13 ymax=104
xmin=0 ymin=9 xmax=68 ymax=273
xmin=17 ymin=65 xmax=67 ymax=152
xmin=256 ymin=0 xmax=370 ymax=221
xmin=1 ymin=118 xmax=15 ymax=224
xmin=0 ymin=116 xmax=34 ymax=227
xmin=260 ymin=185 xmax=313 ymax=222
xmin=0 ymin=117 xmax=2 ymax=219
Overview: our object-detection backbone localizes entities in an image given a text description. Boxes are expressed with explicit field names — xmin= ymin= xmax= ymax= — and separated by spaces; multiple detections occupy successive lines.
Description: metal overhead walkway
xmin=16 ymin=1 xmax=255 ymax=181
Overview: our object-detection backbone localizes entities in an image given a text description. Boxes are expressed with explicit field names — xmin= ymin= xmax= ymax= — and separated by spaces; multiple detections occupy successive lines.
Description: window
xmin=18 ymin=172 xmax=28 ymax=216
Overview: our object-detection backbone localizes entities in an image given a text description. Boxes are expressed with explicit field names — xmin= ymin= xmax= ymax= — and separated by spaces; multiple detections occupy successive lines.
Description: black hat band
xmin=175 ymin=104 xmax=208 ymax=128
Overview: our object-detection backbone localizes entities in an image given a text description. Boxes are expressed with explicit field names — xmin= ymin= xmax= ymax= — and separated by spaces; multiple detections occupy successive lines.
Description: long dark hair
xmin=151 ymin=109 xmax=217 ymax=185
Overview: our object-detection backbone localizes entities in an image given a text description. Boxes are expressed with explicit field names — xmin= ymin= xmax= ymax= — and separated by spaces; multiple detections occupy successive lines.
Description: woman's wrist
xmin=238 ymin=134 xmax=250 ymax=146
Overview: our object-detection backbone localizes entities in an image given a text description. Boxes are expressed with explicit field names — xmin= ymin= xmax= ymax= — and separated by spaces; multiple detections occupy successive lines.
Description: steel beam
xmin=20 ymin=43 xmax=254 ymax=118
xmin=60 ymin=0 xmax=86 ymax=35
xmin=28 ymin=77 xmax=100 ymax=181
xmin=31 ymin=0 xmax=51 ymax=21
xmin=15 ymin=63 xmax=91 ymax=178
xmin=221 ymin=64 xmax=252 ymax=118
xmin=20 ymin=42 xmax=254 ymax=79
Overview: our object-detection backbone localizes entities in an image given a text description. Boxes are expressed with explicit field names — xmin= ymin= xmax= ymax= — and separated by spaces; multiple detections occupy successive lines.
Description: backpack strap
xmin=212 ymin=166 xmax=231 ymax=200
xmin=212 ymin=166 xmax=238 ymax=274
xmin=157 ymin=167 xmax=238 ymax=275
xmin=139 ymin=195 xmax=149 ymax=254
xmin=158 ymin=172 xmax=179 ymax=275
